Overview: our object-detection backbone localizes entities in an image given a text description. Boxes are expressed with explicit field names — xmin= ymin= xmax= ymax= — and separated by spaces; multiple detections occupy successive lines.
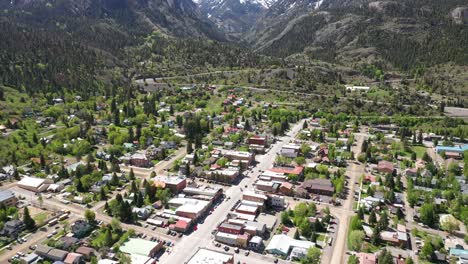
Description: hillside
xmin=247 ymin=0 xmax=468 ymax=69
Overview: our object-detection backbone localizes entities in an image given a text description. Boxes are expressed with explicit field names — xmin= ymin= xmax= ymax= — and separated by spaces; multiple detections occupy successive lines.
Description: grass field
xmin=412 ymin=146 xmax=427 ymax=159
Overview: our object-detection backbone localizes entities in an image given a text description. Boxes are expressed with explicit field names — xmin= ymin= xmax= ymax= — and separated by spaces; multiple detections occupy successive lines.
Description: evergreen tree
xmin=23 ymin=207 xmax=36 ymax=230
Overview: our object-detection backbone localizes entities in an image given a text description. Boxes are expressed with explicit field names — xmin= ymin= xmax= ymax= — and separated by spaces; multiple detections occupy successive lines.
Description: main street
xmin=159 ymin=119 xmax=307 ymax=264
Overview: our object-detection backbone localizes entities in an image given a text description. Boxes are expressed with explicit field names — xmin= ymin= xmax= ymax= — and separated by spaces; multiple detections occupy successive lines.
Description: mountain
xmin=195 ymin=0 xmax=275 ymax=39
xmin=246 ymin=0 xmax=468 ymax=69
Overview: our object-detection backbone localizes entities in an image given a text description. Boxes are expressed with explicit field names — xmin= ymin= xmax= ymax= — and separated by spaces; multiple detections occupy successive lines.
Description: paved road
xmin=0 ymin=214 xmax=78 ymax=263
xmin=328 ymin=130 xmax=367 ymax=264
xmin=159 ymin=119 xmax=307 ymax=264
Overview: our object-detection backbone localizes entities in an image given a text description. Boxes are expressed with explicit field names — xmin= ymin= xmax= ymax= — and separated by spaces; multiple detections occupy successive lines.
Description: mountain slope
xmin=196 ymin=0 xmax=274 ymax=39
xmin=248 ymin=0 xmax=468 ymax=68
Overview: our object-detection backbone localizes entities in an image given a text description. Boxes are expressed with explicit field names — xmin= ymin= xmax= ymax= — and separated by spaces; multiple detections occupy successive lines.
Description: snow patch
xmin=315 ymin=0 xmax=324 ymax=9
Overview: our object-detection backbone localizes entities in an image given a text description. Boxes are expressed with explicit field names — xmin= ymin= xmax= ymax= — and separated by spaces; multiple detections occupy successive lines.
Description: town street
xmin=159 ymin=119 xmax=307 ymax=264
xmin=327 ymin=130 xmax=366 ymax=264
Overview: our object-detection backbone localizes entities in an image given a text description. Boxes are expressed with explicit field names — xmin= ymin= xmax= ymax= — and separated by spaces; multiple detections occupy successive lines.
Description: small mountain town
xmin=0 ymin=0 xmax=467 ymax=264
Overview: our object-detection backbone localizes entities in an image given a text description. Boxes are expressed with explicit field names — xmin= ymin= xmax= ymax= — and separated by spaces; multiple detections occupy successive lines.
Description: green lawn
xmin=412 ymin=146 xmax=427 ymax=159
xmin=317 ymin=233 xmax=326 ymax=242
xmin=33 ymin=212 xmax=48 ymax=226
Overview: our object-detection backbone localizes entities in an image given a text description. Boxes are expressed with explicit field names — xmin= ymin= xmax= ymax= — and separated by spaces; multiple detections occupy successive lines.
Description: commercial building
xmin=265 ymin=234 xmax=315 ymax=257
xmin=187 ymin=248 xmax=234 ymax=264
xmin=248 ymin=136 xmax=267 ymax=146
xmin=169 ymin=197 xmax=210 ymax=220
xmin=300 ymin=179 xmax=335 ymax=196
xmin=35 ymin=245 xmax=68 ymax=262
xmin=0 ymin=190 xmax=17 ymax=207
xmin=153 ymin=176 xmax=187 ymax=193
xmin=223 ymin=151 xmax=255 ymax=168
xmin=254 ymin=180 xmax=279 ymax=193
xmin=268 ymin=166 xmax=304 ymax=177
xmin=183 ymin=186 xmax=223 ymax=200
xmin=242 ymin=191 xmax=268 ymax=204
xmin=18 ymin=177 xmax=52 ymax=192
xmin=120 ymin=238 xmax=162 ymax=259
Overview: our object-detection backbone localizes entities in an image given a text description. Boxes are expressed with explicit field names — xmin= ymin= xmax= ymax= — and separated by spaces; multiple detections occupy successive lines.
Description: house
xmin=173 ymin=220 xmax=190 ymax=233
xmin=268 ymin=166 xmax=304 ymax=178
xmin=265 ymin=234 xmax=315 ymax=257
xmin=35 ymin=245 xmax=68 ymax=262
xmin=0 ymin=219 xmax=24 ymax=237
xmin=0 ymin=190 xmax=17 ymax=207
xmin=132 ymin=207 xmax=152 ymax=219
xmin=64 ymin=253 xmax=82 ymax=264
xmin=59 ymin=236 xmax=79 ymax=250
xmin=300 ymin=179 xmax=334 ymax=196
xmin=248 ymin=236 xmax=263 ymax=251
xmin=20 ymin=253 xmax=39 ymax=264
xmin=187 ymin=248 xmax=234 ymax=264
xmin=130 ymin=152 xmax=152 ymax=168
xmin=75 ymin=246 xmax=95 ymax=260
xmin=377 ymin=160 xmax=394 ymax=174
xmin=153 ymin=176 xmax=187 ymax=193
xmin=71 ymin=220 xmax=92 ymax=238
xmin=405 ymin=168 xmax=418 ymax=177
xmin=356 ymin=252 xmax=377 ymax=264
xmin=279 ymin=182 xmax=293 ymax=195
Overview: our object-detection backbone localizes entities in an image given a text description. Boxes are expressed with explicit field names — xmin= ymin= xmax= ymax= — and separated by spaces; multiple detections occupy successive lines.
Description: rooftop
xmin=187 ymin=248 xmax=233 ymax=264
xmin=120 ymin=238 xmax=161 ymax=257
xmin=266 ymin=234 xmax=314 ymax=255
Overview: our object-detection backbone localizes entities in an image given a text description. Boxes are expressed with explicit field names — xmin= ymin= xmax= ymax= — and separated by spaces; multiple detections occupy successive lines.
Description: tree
xmin=420 ymin=203 xmax=437 ymax=227
xmin=406 ymin=258 xmax=415 ymax=264
xmin=104 ymin=229 xmax=113 ymax=247
xmin=377 ymin=211 xmax=389 ymax=231
xmin=420 ymin=239 xmax=433 ymax=260
xmin=348 ymin=230 xmax=364 ymax=251
xmin=349 ymin=215 xmax=363 ymax=231
xmin=281 ymin=211 xmax=291 ymax=226
xmin=440 ymin=214 xmax=460 ymax=234
xmin=85 ymin=209 xmax=96 ymax=223
xmin=378 ymin=249 xmax=394 ymax=264
xmin=129 ymin=169 xmax=135 ymax=180
xmin=23 ymin=207 xmax=36 ymax=230
xmin=347 ymin=255 xmax=359 ymax=264
xmin=368 ymin=210 xmax=377 ymax=226
xmin=301 ymin=247 xmax=321 ymax=264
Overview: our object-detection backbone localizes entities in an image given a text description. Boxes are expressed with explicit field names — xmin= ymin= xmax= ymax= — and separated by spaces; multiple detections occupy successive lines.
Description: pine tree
xmin=23 ymin=207 xmax=36 ymax=230
xmin=129 ymin=168 xmax=135 ymax=180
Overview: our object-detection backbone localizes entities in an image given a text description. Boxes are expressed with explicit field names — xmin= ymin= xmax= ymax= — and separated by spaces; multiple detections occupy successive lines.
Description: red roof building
xmin=378 ymin=160 xmax=394 ymax=174
xmin=174 ymin=220 xmax=190 ymax=232
xmin=268 ymin=166 xmax=304 ymax=176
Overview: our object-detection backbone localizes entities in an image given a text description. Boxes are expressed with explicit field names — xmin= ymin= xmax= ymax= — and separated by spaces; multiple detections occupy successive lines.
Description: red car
xmin=194 ymin=225 xmax=198 ymax=231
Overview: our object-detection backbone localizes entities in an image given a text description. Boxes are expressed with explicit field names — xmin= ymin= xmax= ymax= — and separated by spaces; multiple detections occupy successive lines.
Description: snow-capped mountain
xmin=196 ymin=0 xmax=278 ymax=38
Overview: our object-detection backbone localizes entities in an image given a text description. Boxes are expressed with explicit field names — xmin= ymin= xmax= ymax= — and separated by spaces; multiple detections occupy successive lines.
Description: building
xmin=265 ymin=234 xmax=315 ymax=257
xmin=207 ymin=168 xmax=240 ymax=183
xmin=169 ymin=197 xmax=210 ymax=220
xmin=259 ymin=171 xmax=288 ymax=182
xmin=64 ymin=253 xmax=82 ymax=264
xmin=268 ymin=194 xmax=285 ymax=208
xmin=377 ymin=160 xmax=395 ymax=174
xmin=218 ymin=223 xmax=243 ymax=235
xmin=153 ymin=176 xmax=187 ymax=193
xmin=18 ymin=177 xmax=52 ymax=192
xmin=242 ymin=191 xmax=268 ymax=204
xmin=173 ymin=220 xmax=190 ymax=233
xmin=248 ymin=236 xmax=263 ymax=251
xmin=130 ymin=152 xmax=152 ymax=168
xmin=20 ymin=253 xmax=39 ymax=264
xmin=120 ymin=238 xmax=162 ymax=259
xmin=223 ymin=151 xmax=255 ymax=168
xmin=0 ymin=219 xmax=24 ymax=237
xmin=215 ymin=232 xmax=239 ymax=246
xmin=35 ymin=245 xmax=68 ymax=262
xmin=356 ymin=252 xmax=377 ymax=264
xmin=71 ymin=220 xmax=92 ymax=238
xmin=279 ymin=182 xmax=293 ymax=195
xmin=255 ymin=180 xmax=279 ymax=193
xmin=268 ymin=166 xmax=304 ymax=177
xmin=436 ymin=145 xmax=468 ymax=154
xmin=248 ymin=136 xmax=267 ymax=146
xmin=187 ymin=248 xmax=234 ymax=264
xmin=75 ymin=246 xmax=95 ymax=260
xmin=183 ymin=186 xmax=223 ymax=200
xmin=345 ymin=86 xmax=370 ymax=92
xmin=0 ymin=190 xmax=17 ymax=207
xmin=301 ymin=179 xmax=335 ymax=196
